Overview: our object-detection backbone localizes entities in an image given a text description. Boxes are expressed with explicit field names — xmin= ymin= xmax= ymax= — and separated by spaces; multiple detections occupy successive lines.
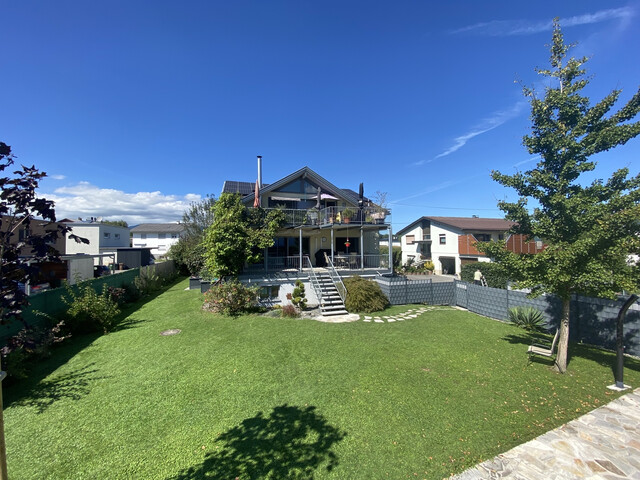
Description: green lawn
xmin=5 ymin=278 xmax=640 ymax=479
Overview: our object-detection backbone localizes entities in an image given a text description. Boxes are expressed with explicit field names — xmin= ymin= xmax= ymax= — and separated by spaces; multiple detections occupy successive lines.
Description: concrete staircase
xmin=316 ymin=272 xmax=348 ymax=316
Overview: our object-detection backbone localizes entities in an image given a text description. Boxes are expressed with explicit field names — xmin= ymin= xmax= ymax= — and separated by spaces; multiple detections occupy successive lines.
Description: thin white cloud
xmin=451 ymin=7 xmax=634 ymax=36
xmin=391 ymin=173 xmax=485 ymax=204
xmin=41 ymin=181 xmax=202 ymax=224
xmin=50 ymin=174 xmax=66 ymax=180
xmin=415 ymin=101 xmax=526 ymax=165
xmin=513 ymin=156 xmax=540 ymax=168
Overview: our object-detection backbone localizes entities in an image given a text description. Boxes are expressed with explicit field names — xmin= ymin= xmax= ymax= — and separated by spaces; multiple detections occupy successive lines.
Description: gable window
xmin=406 ymin=235 xmax=415 ymax=245
xmin=439 ymin=234 xmax=446 ymax=245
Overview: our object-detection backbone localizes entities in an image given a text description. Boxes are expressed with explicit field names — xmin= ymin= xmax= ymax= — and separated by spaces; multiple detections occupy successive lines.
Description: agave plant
xmin=508 ymin=306 xmax=545 ymax=332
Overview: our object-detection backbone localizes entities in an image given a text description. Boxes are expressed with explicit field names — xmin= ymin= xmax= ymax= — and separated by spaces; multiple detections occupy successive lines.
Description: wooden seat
xmin=527 ymin=329 xmax=559 ymax=364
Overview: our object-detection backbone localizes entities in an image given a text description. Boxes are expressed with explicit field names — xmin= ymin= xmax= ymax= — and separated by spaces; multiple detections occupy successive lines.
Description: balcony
xmin=252 ymin=206 xmax=389 ymax=227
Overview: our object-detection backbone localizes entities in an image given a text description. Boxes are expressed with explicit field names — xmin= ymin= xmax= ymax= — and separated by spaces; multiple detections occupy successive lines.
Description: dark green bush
xmin=168 ymin=236 xmax=206 ymax=276
xmin=291 ymin=280 xmax=307 ymax=310
xmin=460 ymin=262 xmax=509 ymax=289
xmin=63 ymin=282 xmax=121 ymax=334
xmin=379 ymin=246 xmax=402 ymax=269
xmin=202 ymin=279 xmax=258 ymax=316
xmin=343 ymin=276 xmax=389 ymax=313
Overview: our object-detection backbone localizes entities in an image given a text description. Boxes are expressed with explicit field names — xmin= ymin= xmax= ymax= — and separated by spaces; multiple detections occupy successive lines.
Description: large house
xmin=222 ymin=164 xmax=391 ymax=273
xmin=131 ymin=223 xmax=185 ymax=257
xmin=397 ymin=216 xmax=543 ymax=275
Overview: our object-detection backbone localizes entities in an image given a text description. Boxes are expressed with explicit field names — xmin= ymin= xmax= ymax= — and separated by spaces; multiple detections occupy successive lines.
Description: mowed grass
xmin=5 ymin=278 xmax=640 ymax=479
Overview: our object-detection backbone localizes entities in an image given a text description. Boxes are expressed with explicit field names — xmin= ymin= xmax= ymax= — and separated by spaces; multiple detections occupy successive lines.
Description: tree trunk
xmin=555 ymin=297 xmax=571 ymax=373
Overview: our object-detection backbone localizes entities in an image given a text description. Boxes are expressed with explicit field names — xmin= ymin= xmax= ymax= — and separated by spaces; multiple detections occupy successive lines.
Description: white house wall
xmin=65 ymin=225 xmax=129 ymax=264
xmin=131 ymin=233 xmax=181 ymax=257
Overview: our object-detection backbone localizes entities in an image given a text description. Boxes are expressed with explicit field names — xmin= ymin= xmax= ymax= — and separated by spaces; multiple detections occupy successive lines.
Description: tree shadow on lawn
xmin=167 ymin=404 xmax=347 ymax=480
xmin=5 ymin=362 xmax=109 ymax=413
xmin=501 ymin=333 xmax=640 ymax=375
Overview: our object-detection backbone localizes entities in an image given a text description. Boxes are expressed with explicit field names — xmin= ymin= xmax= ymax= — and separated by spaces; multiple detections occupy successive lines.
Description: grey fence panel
xmin=455 ymin=282 xmax=468 ymax=308
xmin=432 ymin=282 xmax=456 ymax=306
xmin=375 ymin=277 xmax=455 ymax=305
xmin=467 ymin=284 xmax=509 ymax=321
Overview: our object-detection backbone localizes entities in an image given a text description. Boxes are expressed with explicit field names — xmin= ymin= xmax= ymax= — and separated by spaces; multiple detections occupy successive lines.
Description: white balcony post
xmin=360 ymin=227 xmax=364 ymax=270
xmin=299 ymin=228 xmax=303 ymax=272
xmin=388 ymin=222 xmax=393 ymax=273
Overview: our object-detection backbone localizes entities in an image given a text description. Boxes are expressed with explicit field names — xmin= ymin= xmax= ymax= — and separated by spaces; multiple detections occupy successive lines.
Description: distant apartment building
xmin=130 ymin=223 xmax=184 ymax=257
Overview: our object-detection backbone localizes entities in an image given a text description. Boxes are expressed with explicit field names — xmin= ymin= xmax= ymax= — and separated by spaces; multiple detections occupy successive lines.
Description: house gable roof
xmin=397 ymin=216 xmax=515 ymax=237
xmin=130 ymin=223 xmax=185 ymax=234
xmin=228 ymin=166 xmax=360 ymax=207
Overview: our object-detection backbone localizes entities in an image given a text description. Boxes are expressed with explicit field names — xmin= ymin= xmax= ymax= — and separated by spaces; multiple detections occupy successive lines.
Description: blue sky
xmin=2 ymin=1 xmax=639 ymax=228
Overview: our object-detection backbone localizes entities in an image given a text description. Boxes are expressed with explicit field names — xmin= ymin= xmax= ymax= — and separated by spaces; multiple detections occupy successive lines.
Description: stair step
xmin=322 ymin=309 xmax=349 ymax=316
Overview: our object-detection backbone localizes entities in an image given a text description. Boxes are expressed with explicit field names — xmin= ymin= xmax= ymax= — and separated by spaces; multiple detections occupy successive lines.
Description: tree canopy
xmin=479 ymin=20 xmax=640 ymax=373
xmin=1 ymin=142 xmax=88 ymax=327
xmin=202 ymin=193 xmax=284 ymax=279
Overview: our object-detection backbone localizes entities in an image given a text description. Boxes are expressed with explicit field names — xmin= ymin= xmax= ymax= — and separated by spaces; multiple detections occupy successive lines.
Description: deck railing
xmin=251 ymin=206 xmax=388 ymax=227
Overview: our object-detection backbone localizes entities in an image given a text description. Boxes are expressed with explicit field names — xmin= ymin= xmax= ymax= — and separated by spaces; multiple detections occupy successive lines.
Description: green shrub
xmin=508 ymin=306 xmax=545 ymax=332
xmin=281 ymin=304 xmax=299 ymax=318
xmin=379 ymin=245 xmax=402 ymax=269
xmin=0 ymin=320 xmax=70 ymax=382
xmin=460 ymin=262 xmax=509 ymax=288
xmin=291 ymin=280 xmax=307 ymax=310
xmin=202 ymin=279 xmax=258 ymax=316
xmin=134 ymin=267 xmax=163 ymax=296
xmin=343 ymin=276 xmax=389 ymax=313
xmin=64 ymin=282 xmax=121 ymax=334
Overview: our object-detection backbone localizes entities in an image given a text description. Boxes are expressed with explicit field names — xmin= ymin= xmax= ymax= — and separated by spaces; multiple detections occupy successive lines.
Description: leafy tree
xmin=1 ymin=142 xmax=88 ymax=328
xmin=168 ymin=194 xmax=215 ymax=276
xmin=202 ymin=193 xmax=284 ymax=279
xmin=0 ymin=141 xmax=87 ymax=478
xmin=181 ymin=194 xmax=216 ymax=238
xmin=479 ymin=21 xmax=640 ymax=373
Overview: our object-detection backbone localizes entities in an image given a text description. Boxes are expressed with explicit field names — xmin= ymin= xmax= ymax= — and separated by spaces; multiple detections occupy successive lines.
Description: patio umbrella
xmin=358 ymin=182 xmax=364 ymax=208
xmin=316 ymin=187 xmax=321 ymax=209
xmin=253 ymin=179 xmax=260 ymax=208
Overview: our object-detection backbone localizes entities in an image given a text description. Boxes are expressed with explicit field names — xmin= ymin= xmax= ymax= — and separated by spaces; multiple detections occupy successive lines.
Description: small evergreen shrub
xmin=202 ymin=280 xmax=258 ymax=316
xmin=291 ymin=280 xmax=307 ymax=310
xmin=134 ymin=267 xmax=163 ymax=296
xmin=64 ymin=282 xmax=121 ymax=333
xmin=460 ymin=262 xmax=509 ymax=288
xmin=508 ymin=306 xmax=545 ymax=332
xmin=343 ymin=276 xmax=389 ymax=313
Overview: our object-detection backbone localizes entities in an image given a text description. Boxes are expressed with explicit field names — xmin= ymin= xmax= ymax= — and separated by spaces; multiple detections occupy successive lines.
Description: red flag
xmin=253 ymin=180 xmax=260 ymax=208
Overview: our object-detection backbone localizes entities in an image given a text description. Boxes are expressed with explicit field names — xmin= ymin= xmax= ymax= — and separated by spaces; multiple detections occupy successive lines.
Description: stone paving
xmin=453 ymin=387 xmax=640 ymax=479
xmin=362 ymin=306 xmax=450 ymax=323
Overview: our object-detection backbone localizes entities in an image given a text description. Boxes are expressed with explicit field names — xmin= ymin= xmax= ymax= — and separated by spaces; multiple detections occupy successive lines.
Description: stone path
xmin=453 ymin=387 xmax=640 ymax=479
xmin=362 ymin=306 xmax=449 ymax=323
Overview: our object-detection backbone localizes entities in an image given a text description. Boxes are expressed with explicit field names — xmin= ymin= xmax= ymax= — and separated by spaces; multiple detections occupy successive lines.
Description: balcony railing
xmin=251 ymin=206 xmax=388 ymax=227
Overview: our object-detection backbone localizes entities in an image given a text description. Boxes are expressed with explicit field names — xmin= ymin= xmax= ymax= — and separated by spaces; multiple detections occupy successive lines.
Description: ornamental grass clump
xmin=343 ymin=276 xmax=389 ymax=313
xmin=508 ymin=306 xmax=545 ymax=332
xmin=202 ymin=279 xmax=258 ymax=316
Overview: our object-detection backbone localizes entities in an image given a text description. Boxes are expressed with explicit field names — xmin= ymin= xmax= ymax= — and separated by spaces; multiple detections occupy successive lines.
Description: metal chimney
xmin=257 ymin=155 xmax=263 ymax=189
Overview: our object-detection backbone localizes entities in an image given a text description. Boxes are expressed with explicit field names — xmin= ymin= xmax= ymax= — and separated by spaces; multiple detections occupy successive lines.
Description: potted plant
xmin=342 ymin=207 xmax=354 ymax=224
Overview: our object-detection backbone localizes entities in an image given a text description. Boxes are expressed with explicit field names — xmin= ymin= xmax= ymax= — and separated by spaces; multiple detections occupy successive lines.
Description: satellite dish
xmin=97 ymin=216 xmax=103 ymax=222
xmin=77 ymin=217 xmax=83 ymax=221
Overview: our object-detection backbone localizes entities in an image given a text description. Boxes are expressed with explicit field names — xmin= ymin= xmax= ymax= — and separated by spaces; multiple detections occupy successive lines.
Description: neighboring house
xmin=222 ymin=164 xmax=392 ymax=271
xmin=130 ymin=223 xmax=185 ymax=257
xmin=63 ymin=221 xmax=130 ymax=265
xmin=0 ymin=215 xmax=67 ymax=257
xmin=397 ymin=216 xmax=543 ymax=275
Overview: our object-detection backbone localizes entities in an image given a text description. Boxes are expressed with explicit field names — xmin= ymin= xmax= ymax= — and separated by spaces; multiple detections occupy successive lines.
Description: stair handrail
xmin=323 ymin=253 xmax=347 ymax=303
xmin=303 ymin=256 xmax=324 ymax=306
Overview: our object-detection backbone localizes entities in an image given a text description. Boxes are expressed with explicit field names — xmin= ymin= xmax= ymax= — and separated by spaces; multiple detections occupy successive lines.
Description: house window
xmin=140 ymin=234 xmax=147 ymax=239
xmin=115 ymin=233 xmax=120 ymax=239
xmin=158 ymin=233 xmax=166 ymax=239
xmin=103 ymin=232 xmax=111 ymax=238
xmin=475 ymin=234 xmax=491 ymax=242
xmin=406 ymin=235 xmax=415 ymax=245
xmin=259 ymin=285 xmax=280 ymax=300
xmin=19 ymin=228 xmax=30 ymax=241
xmin=439 ymin=234 xmax=446 ymax=245
xmin=171 ymin=234 xmax=178 ymax=239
